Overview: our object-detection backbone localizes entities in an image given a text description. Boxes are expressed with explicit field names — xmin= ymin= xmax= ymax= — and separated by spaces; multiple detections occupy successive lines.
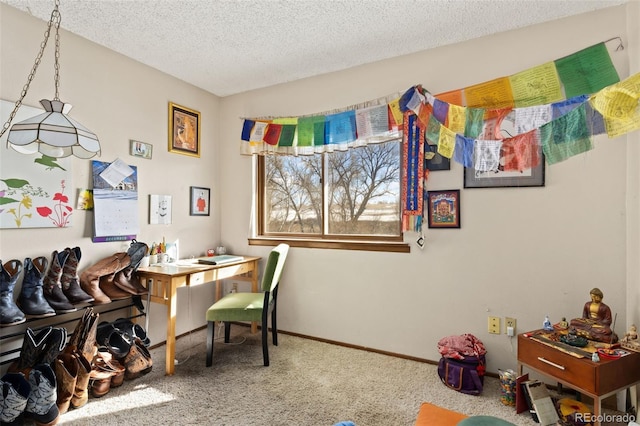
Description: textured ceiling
xmin=1 ymin=0 xmax=629 ymax=97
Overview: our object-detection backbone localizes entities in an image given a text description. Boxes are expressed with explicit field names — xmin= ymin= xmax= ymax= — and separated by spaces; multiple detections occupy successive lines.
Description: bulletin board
xmin=91 ymin=160 xmax=139 ymax=242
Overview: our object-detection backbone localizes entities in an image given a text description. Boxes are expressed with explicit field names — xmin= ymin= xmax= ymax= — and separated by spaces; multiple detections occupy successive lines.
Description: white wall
xmin=219 ymin=4 xmax=639 ymax=373
xmin=1 ymin=3 xmax=638 ymax=375
xmin=0 ymin=4 xmax=221 ymax=349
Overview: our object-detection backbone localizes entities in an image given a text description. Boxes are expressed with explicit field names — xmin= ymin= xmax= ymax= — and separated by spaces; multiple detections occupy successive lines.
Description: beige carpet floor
xmin=52 ymin=326 xmax=629 ymax=425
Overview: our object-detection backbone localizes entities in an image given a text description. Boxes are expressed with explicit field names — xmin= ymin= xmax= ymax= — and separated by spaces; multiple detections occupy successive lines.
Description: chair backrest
xmin=261 ymin=243 xmax=289 ymax=293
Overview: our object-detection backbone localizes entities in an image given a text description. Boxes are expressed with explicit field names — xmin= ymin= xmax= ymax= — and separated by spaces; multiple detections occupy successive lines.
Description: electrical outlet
xmin=231 ymin=283 xmax=238 ymax=293
xmin=488 ymin=316 xmax=500 ymax=334
xmin=505 ymin=317 xmax=516 ymax=335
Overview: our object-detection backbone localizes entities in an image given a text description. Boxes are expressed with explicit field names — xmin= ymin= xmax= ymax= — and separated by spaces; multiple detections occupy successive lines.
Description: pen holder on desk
xmin=149 ymin=254 xmax=158 ymax=265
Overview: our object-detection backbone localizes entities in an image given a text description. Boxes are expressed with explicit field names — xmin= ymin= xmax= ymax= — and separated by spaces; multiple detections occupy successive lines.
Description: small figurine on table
xmin=623 ymin=324 xmax=638 ymax=342
xmin=569 ymin=287 xmax=618 ymax=343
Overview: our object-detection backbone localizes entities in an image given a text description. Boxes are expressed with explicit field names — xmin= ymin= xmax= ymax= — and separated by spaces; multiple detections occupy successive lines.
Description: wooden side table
xmin=517 ymin=331 xmax=640 ymax=425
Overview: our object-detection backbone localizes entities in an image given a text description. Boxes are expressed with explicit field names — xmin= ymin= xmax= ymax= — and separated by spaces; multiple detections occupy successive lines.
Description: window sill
xmin=248 ymin=237 xmax=410 ymax=253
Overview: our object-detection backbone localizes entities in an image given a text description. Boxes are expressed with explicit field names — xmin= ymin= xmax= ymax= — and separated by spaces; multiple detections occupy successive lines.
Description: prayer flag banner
xmin=263 ymin=123 xmax=282 ymax=145
xmin=589 ymin=73 xmax=640 ymax=137
xmin=297 ymin=116 xmax=325 ymax=147
xmin=241 ymin=119 xmax=255 ymax=141
xmin=464 ymin=108 xmax=484 ymax=138
xmin=555 ymin=42 xmax=620 ymax=98
xmin=437 ymin=125 xmax=456 ymax=159
xmin=356 ymin=105 xmax=390 ymax=139
xmin=474 ymin=140 xmax=503 ymax=172
xmin=509 ymin=62 xmax=563 ymax=107
xmin=435 ymin=89 xmax=464 ymax=106
xmin=325 ymin=111 xmax=356 ymax=145
xmin=453 ymin=134 xmax=474 ymax=168
xmin=447 ymin=104 xmax=466 ymax=134
xmin=500 ymin=131 xmax=540 ymax=172
xmin=464 ymin=76 xmax=515 ymax=110
xmin=541 ymin=104 xmax=593 ymax=164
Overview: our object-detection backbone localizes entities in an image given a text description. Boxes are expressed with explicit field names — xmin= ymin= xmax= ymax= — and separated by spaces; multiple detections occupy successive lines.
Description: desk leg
xmin=251 ymin=260 xmax=259 ymax=334
xmin=165 ymin=280 xmax=178 ymax=376
xmin=593 ymin=396 xmax=601 ymax=426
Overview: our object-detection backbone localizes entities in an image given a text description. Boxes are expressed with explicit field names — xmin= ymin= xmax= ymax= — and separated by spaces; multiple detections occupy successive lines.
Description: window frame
xmin=252 ymin=145 xmax=410 ymax=253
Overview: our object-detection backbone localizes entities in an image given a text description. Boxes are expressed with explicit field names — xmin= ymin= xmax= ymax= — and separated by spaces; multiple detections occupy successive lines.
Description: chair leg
xmin=271 ymin=307 xmax=278 ymax=346
xmin=224 ymin=321 xmax=231 ymax=343
xmin=206 ymin=321 xmax=214 ymax=367
xmin=262 ymin=318 xmax=269 ymax=366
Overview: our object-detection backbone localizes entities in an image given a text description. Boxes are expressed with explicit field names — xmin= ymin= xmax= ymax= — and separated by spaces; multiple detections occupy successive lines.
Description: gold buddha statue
xmin=569 ymin=287 xmax=618 ymax=343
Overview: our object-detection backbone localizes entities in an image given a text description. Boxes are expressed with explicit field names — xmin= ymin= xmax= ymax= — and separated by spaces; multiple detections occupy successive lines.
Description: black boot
xmin=17 ymin=257 xmax=56 ymax=318
xmin=60 ymin=247 xmax=94 ymax=304
xmin=42 ymin=251 xmax=76 ymax=314
xmin=1 ymin=259 xmax=26 ymax=327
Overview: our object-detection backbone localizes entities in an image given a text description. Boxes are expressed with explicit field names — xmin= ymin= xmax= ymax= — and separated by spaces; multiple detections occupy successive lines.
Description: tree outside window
xmin=258 ymin=140 xmax=402 ymax=242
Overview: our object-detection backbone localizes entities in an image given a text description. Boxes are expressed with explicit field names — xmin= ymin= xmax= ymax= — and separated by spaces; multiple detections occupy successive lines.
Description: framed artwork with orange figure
xmin=190 ymin=186 xmax=210 ymax=216
xmin=169 ymin=102 xmax=200 ymax=157
xmin=427 ymin=190 xmax=460 ymax=229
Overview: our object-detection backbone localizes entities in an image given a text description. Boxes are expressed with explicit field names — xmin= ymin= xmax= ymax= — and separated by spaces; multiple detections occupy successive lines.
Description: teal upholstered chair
xmin=205 ymin=243 xmax=289 ymax=367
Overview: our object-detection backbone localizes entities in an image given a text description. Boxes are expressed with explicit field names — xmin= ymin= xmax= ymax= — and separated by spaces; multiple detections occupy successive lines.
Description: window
xmin=253 ymin=140 xmax=409 ymax=252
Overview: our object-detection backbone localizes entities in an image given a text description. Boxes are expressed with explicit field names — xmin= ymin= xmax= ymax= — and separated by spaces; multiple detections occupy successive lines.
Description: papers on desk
xmin=197 ymin=255 xmax=244 ymax=265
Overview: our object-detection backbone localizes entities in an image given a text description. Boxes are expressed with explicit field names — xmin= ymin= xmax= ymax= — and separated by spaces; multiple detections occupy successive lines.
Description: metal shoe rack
xmin=0 ymin=294 xmax=150 ymax=370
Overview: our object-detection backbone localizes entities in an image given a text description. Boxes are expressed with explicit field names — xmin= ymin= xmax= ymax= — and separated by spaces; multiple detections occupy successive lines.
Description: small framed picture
xmin=427 ymin=189 xmax=461 ymax=229
xmin=130 ymin=140 xmax=153 ymax=159
xmin=189 ymin=186 xmax=210 ymax=216
xmin=169 ymin=102 xmax=200 ymax=158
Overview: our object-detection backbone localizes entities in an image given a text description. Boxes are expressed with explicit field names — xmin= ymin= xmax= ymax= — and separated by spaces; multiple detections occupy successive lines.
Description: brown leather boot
xmin=67 ymin=307 xmax=99 ymax=365
xmin=61 ymin=247 xmax=94 ymax=304
xmin=123 ymin=338 xmax=153 ymax=380
xmin=43 ymin=250 xmax=76 ymax=313
xmin=53 ymin=352 xmax=78 ymax=415
xmin=99 ymin=275 xmax=133 ymax=300
xmin=70 ymin=353 xmax=91 ymax=409
xmin=113 ymin=266 xmax=148 ymax=295
xmin=79 ymin=253 xmax=130 ymax=304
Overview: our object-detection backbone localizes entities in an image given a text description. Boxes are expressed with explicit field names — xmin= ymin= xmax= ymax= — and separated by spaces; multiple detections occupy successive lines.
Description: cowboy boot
xmin=123 ymin=338 xmax=153 ymax=380
xmin=42 ymin=251 xmax=76 ymax=314
xmin=79 ymin=253 xmax=130 ymax=305
xmin=25 ymin=364 xmax=59 ymax=426
xmin=52 ymin=353 xmax=77 ymax=415
xmin=68 ymin=308 xmax=99 ymax=365
xmin=70 ymin=353 xmax=91 ymax=409
xmin=60 ymin=247 xmax=94 ymax=304
xmin=16 ymin=257 xmax=55 ymax=318
xmin=113 ymin=266 xmax=148 ymax=296
xmin=1 ymin=259 xmax=26 ymax=327
xmin=8 ymin=327 xmax=54 ymax=373
xmin=99 ymin=275 xmax=133 ymax=300
xmin=0 ymin=372 xmax=31 ymax=424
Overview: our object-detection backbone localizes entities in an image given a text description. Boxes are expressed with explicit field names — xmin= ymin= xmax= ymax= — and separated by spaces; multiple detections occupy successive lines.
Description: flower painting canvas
xmin=0 ymin=100 xmax=73 ymax=228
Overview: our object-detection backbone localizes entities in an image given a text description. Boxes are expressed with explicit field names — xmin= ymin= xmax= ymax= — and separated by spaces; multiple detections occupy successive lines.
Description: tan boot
xmin=123 ymin=338 xmax=153 ymax=380
xmin=79 ymin=253 xmax=130 ymax=304
xmin=70 ymin=353 xmax=91 ymax=409
xmin=53 ymin=353 xmax=78 ymax=415
xmin=99 ymin=275 xmax=133 ymax=300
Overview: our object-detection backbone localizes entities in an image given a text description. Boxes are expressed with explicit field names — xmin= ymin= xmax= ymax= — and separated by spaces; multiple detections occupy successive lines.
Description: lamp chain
xmin=0 ymin=0 xmax=62 ymax=140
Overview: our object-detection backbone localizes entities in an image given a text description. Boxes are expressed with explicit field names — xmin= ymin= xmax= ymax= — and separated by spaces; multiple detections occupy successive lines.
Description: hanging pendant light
xmin=1 ymin=0 xmax=101 ymax=159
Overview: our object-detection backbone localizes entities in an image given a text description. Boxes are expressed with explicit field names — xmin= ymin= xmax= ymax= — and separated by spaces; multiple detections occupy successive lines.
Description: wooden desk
xmin=136 ymin=256 xmax=261 ymax=375
xmin=518 ymin=331 xmax=640 ymax=425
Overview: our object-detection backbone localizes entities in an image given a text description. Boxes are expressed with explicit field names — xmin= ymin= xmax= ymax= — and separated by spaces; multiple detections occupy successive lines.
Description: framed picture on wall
xmin=427 ymin=189 xmax=461 ymax=229
xmin=130 ymin=140 xmax=153 ymax=159
xmin=189 ymin=186 xmax=210 ymax=216
xmin=463 ymin=146 xmax=545 ymax=188
xmin=169 ymin=102 xmax=201 ymax=157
